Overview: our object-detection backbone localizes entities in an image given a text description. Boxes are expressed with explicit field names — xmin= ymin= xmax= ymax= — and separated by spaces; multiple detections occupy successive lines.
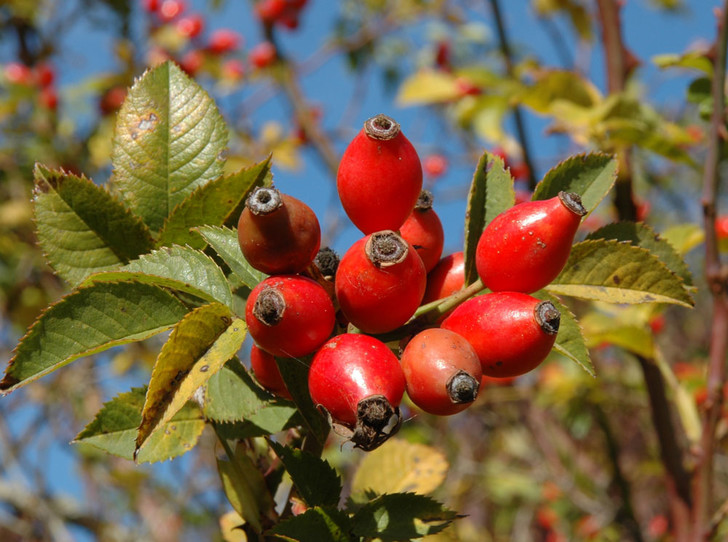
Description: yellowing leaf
xmin=351 ymin=439 xmax=448 ymax=496
xmin=397 ymin=70 xmax=461 ymax=106
xmin=220 ymin=511 xmax=247 ymax=542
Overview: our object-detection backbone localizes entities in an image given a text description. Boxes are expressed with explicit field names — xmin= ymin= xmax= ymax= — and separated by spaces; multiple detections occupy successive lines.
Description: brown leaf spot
xmin=613 ymin=275 xmax=621 ymax=285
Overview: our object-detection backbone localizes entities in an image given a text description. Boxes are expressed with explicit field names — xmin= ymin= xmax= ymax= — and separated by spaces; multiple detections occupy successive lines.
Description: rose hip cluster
xmin=238 ymin=114 xmax=586 ymax=450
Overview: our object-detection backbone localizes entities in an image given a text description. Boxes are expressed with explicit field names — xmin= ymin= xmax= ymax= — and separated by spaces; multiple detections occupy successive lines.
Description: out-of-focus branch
xmin=488 ymin=0 xmax=538 ymax=190
xmin=693 ymin=4 xmax=728 ymax=539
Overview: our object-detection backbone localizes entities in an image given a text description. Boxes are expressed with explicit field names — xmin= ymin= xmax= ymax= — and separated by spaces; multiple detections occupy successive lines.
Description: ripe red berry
xmin=335 ymin=230 xmax=426 ymax=334
xmin=401 ymin=328 xmax=482 ymax=416
xmin=255 ymin=0 xmax=287 ymax=23
xmin=142 ymin=0 xmax=160 ymax=13
xmin=33 ymin=63 xmax=55 ymax=87
xmin=475 ymin=191 xmax=586 ymax=293
xmin=99 ymin=86 xmax=128 ymax=116
xmin=159 ymin=0 xmax=185 ymax=21
xmin=308 ymin=333 xmax=405 ymax=450
xmin=207 ymin=28 xmax=242 ymax=54
xmin=423 ymin=154 xmax=448 ymax=178
xmin=250 ymin=344 xmax=291 ymax=400
xmin=441 ymin=292 xmax=560 ymax=377
xmin=237 ymin=186 xmax=321 ymax=275
xmin=337 ymin=114 xmax=422 ymax=234
xmin=245 ymin=275 xmax=335 ymax=359
xmin=4 ymin=62 xmax=32 ymax=86
xmin=175 ymin=13 xmax=204 ymax=38
xmin=399 ymin=190 xmax=444 ymax=273
xmin=249 ymin=41 xmax=277 ymax=69
xmin=221 ymin=58 xmax=245 ymax=81
xmin=422 ymin=252 xmax=464 ymax=304
xmin=179 ymin=49 xmax=204 ymax=76
xmin=39 ymin=87 xmax=58 ymax=110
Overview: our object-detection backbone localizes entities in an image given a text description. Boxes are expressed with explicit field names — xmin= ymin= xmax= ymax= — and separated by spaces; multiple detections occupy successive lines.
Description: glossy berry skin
xmin=476 ymin=192 xmax=586 ymax=293
xmin=335 ymin=231 xmax=426 ymax=334
xmin=401 ymin=328 xmax=482 ymax=416
xmin=249 ymin=41 xmax=277 ymax=69
xmin=337 ymin=114 xmax=422 ymax=234
xmin=423 ymin=252 xmax=465 ymax=304
xmin=238 ymin=187 xmax=321 ymax=275
xmin=207 ymin=29 xmax=242 ymax=54
xmin=441 ymin=292 xmax=560 ymax=378
xmin=250 ymin=344 xmax=291 ymax=400
xmin=308 ymin=334 xmax=405 ymax=427
xmin=245 ymin=275 xmax=335 ymax=359
xmin=399 ymin=190 xmax=444 ymax=273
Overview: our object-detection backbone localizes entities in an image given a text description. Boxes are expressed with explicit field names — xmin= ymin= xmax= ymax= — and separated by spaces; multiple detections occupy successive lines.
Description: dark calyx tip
xmin=253 ymin=287 xmax=286 ymax=326
xmin=366 ymin=230 xmax=408 ymax=268
xmin=558 ymin=191 xmax=587 ymax=217
xmin=351 ymin=395 xmax=402 ymax=452
xmin=414 ymin=189 xmax=434 ymax=211
xmin=314 ymin=247 xmax=340 ymax=278
xmin=246 ymin=186 xmax=283 ymax=215
xmin=364 ymin=114 xmax=401 ymax=141
xmin=535 ymin=300 xmax=560 ymax=335
xmin=447 ymin=370 xmax=479 ymax=404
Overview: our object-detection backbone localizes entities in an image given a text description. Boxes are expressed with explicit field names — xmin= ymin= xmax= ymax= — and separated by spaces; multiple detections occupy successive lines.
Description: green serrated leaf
xmin=157 ymin=157 xmax=271 ymax=249
xmin=587 ymin=221 xmax=693 ymax=287
xmin=111 ymin=61 xmax=228 ymax=231
xmin=74 ymin=387 xmax=204 ymax=463
xmin=463 ymin=152 xmax=514 ymax=285
xmin=84 ymin=245 xmax=233 ymax=309
xmin=213 ymin=404 xmax=301 ymax=440
xmin=136 ymin=303 xmax=246 ymax=457
xmin=520 ymin=69 xmax=601 ymax=113
xmin=0 ymin=282 xmax=188 ymax=394
xmin=195 ymin=226 xmax=267 ymax=289
xmin=203 ymin=359 xmax=273 ymax=423
xmin=661 ymin=223 xmax=704 ymax=255
xmin=33 ymin=164 xmax=154 ymax=286
xmin=269 ymin=442 xmax=342 ymax=508
xmin=268 ymin=506 xmax=352 ymax=542
xmin=580 ymin=311 xmax=655 ymax=358
xmin=351 ymin=493 xmax=457 ymax=541
xmin=535 ymin=292 xmax=594 ymax=376
xmin=545 ymin=239 xmax=694 ymax=307
xmin=351 ymin=439 xmax=448 ymax=497
xmin=532 ymin=153 xmax=617 ymax=215
xmin=217 ymin=441 xmax=276 ymax=534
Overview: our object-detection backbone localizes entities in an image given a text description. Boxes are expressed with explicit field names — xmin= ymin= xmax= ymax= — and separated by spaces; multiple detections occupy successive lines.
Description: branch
xmin=487 ymin=0 xmax=538 ymax=190
xmin=693 ymin=4 xmax=728 ymax=538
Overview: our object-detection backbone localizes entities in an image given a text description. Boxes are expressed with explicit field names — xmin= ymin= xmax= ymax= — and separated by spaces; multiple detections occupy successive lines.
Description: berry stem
xmin=415 ymin=278 xmax=485 ymax=322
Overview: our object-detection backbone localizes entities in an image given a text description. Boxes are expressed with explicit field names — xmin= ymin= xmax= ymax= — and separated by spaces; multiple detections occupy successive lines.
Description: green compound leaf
xmin=586 ymin=221 xmax=694 ymax=287
xmin=0 ymin=282 xmax=188 ymax=394
xmin=33 ymin=165 xmax=154 ymax=286
xmin=135 ymin=303 xmax=246 ymax=458
xmin=351 ymin=493 xmax=458 ymax=541
xmin=463 ymin=151 xmax=514 ymax=285
xmin=74 ymin=387 xmax=204 ymax=464
xmin=195 ymin=226 xmax=267 ymax=289
xmin=111 ymin=61 xmax=228 ymax=231
xmin=83 ymin=245 xmax=233 ymax=309
xmin=545 ymin=239 xmax=694 ymax=307
xmin=268 ymin=507 xmax=352 ymax=542
xmin=532 ymin=152 xmax=617 ymax=215
xmin=212 ymin=404 xmax=301 ymax=440
xmin=535 ymin=292 xmax=594 ymax=377
xmin=269 ymin=441 xmax=343 ymax=508
xmin=157 ymin=157 xmax=271 ymax=249
xmin=203 ymin=358 xmax=275 ymax=423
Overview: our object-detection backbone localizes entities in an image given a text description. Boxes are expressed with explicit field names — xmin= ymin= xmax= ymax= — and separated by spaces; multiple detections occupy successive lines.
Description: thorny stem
xmin=694 ymin=3 xmax=728 ymax=539
xmin=487 ymin=0 xmax=538 ymax=190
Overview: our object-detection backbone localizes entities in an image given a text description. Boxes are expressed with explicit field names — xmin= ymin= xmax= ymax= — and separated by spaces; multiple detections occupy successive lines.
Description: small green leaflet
xmin=111 ymin=61 xmax=228 ymax=231
xmin=532 ymin=152 xmax=617 ymax=215
xmin=33 ymin=165 xmax=154 ymax=286
xmin=267 ymin=507 xmax=352 ymax=542
xmin=74 ymin=387 xmax=204 ymax=464
xmin=545 ymin=239 xmax=694 ymax=307
xmin=135 ymin=303 xmax=246 ymax=458
xmin=0 ymin=281 xmax=188 ymax=394
xmin=83 ymin=245 xmax=233 ymax=309
xmin=203 ymin=359 xmax=274 ymax=423
xmin=156 ymin=157 xmax=271 ymax=249
xmin=195 ymin=226 xmax=267 ymax=289
xmin=463 ymin=151 xmax=514 ymax=285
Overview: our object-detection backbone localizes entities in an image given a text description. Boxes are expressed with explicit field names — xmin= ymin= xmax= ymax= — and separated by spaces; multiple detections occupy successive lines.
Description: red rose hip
xmin=476 ymin=191 xmax=586 ymax=293
xmin=250 ymin=344 xmax=291 ymax=400
xmin=401 ymin=328 xmax=482 ymax=416
xmin=237 ymin=186 xmax=321 ymax=275
xmin=337 ymin=114 xmax=422 ymax=234
xmin=422 ymin=252 xmax=465 ymax=304
xmin=308 ymin=333 xmax=405 ymax=450
xmin=245 ymin=275 xmax=334 ymax=358
xmin=399 ymin=190 xmax=444 ymax=273
xmin=441 ymin=291 xmax=560 ymax=378
xmin=335 ymin=230 xmax=426 ymax=334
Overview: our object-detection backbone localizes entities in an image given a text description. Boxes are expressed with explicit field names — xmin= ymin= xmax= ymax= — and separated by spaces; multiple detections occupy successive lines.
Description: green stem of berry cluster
xmin=414 ymin=278 xmax=485 ymax=322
